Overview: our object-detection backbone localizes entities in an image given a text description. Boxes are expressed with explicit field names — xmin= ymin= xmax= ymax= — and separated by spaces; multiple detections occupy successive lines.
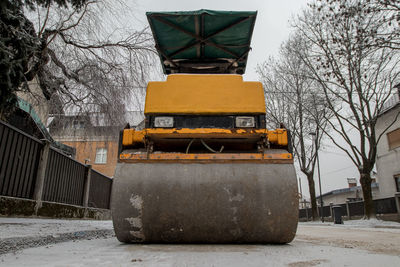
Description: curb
xmin=373 ymin=225 xmax=400 ymax=229
xmin=299 ymin=222 xmax=400 ymax=229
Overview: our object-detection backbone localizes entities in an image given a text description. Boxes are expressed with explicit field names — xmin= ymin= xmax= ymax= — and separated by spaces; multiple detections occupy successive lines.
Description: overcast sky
xmin=128 ymin=0 xmax=361 ymax=198
xmin=132 ymin=0 xmax=311 ymax=80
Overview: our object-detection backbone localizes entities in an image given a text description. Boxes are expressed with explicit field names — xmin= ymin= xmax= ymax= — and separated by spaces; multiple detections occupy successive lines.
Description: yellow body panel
xmin=122 ymin=128 xmax=288 ymax=146
xmin=120 ymin=152 xmax=293 ymax=162
xmin=144 ymin=74 xmax=266 ymax=115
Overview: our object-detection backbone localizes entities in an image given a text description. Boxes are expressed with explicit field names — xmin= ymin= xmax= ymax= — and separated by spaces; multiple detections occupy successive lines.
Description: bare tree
xmin=1 ymin=0 xmax=157 ymax=125
xmin=292 ymin=0 xmax=400 ymax=218
xmin=257 ymin=36 xmax=331 ymax=221
xmin=370 ymin=0 xmax=400 ymax=49
xmin=34 ymin=1 xmax=156 ymax=122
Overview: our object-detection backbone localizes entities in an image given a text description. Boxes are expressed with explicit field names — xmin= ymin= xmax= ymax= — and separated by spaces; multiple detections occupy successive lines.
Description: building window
xmin=64 ymin=120 xmax=85 ymax=129
xmin=72 ymin=120 xmax=85 ymax=129
xmin=387 ymin=128 xmax=400 ymax=150
xmin=395 ymin=175 xmax=400 ymax=192
xmin=95 ymin=148 xmax=107 ymax=164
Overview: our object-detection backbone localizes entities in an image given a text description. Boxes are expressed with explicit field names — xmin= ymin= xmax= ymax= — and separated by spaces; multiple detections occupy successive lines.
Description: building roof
xmin=317 ymin=182 xmax=379 ymax=199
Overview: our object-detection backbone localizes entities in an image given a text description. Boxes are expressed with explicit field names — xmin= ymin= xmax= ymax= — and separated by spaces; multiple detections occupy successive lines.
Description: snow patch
xmin=300 ymin=218 xmax=400 ymax=232
xmin=129 ymin=194 xmax=143 ymax=210
xmin=223 ymin=187 xmax=244 ymax=202
xmin=343 ymin=218 xmax=400 ymax=227
xmin=126 ymin=194 xmax=144 ymax=241
xmin=129 ymin=230 xmax=145 ymax=240
xmin=125 ymin=217 xmax=142 ymax=229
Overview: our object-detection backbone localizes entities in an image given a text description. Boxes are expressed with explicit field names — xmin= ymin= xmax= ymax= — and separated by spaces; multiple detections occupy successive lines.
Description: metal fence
xmin=299 ymin=208 xmax=311 ymax=218
xmin=0 ymin=121 xmax=41 ymax=199
xmin=339 ymin=203 xmax=348 ymax=216
xmin=318 ymin=205 xmax=332 ymax=217
xmin=0 ymin=120 xmax=112 ymax=209
xmin=348 ymin=201 xmax=365 ymax=216
xmin=42 ymin=148 xmax=87 ymax=206
xmin=375 ymin=197 xmax=397 ymax=214
xmin=299 ymin=196 xmax=398 ymax=219
xmin=88 ymin=169 xmax=112 ymax=209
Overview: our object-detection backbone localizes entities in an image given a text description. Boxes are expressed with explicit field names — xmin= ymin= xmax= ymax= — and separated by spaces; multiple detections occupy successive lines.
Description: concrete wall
xmin=375 ymin=105 xmax=400 ymax=198
xmin=0 ymin=196 xmax=111 ymax=220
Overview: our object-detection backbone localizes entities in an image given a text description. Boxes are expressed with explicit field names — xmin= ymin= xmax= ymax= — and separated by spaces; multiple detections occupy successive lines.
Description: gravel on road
xmin=0 ymin=217 xmax=114 ymax=255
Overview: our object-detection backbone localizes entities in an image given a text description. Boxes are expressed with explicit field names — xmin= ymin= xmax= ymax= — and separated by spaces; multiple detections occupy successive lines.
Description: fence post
xmin=82 ymin=165 xmax=92 ymax=208
xmin=33 ymin=140 xmax=50 ymax=214
xmin=304 ymin=200 xmax=309 ymax=221
xmin=395 ymin=192 xmax=400 ymax=217
xmin=346 ymin=200 xmax=351 ymax=220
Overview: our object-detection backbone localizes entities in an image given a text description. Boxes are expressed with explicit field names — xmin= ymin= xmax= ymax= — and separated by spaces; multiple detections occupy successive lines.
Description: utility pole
xmin=298 ymin=177 xmax=303 ymax=208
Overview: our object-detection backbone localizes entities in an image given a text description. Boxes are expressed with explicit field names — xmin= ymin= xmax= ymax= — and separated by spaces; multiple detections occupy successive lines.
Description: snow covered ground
xmin=0 ymin=217 xmax=400 ymax=266
xmin=300 ymin=218 xmax=400 ymax=229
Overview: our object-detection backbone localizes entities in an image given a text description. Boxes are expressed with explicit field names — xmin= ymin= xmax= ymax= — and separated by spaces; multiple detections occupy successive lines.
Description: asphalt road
xmin=1 ymin=222 xmax=400 ymax=266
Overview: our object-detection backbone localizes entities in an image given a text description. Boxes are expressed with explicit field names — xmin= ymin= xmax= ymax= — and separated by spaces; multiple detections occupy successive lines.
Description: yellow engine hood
xmin=144 ymin=74 xmax=266 ymax=115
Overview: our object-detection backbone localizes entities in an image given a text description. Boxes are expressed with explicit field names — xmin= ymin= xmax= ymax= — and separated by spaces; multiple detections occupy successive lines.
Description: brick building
xmin=49 ymin=112 xmax=143 ymax=177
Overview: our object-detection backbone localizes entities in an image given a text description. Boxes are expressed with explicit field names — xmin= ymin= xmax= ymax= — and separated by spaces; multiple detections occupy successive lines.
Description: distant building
xmin=375 ymin=85 xmax=400 ymax=198
xmin=317 ymin=176 xmax=380 ymax=205
xmin=49 ymin=111 xmax=143 ymax=177
xmin=347 ymin=177 xmax=357 ymax=188
xmin=4 ymin=78 xmax=74 ymax=155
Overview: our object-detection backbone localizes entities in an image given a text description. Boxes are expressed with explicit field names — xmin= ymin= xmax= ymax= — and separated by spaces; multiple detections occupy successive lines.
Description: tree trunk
xmin=306 ymin=172 xmax=319 ymax=220
xmin=360 ymin=172 xmax=376 ymax=219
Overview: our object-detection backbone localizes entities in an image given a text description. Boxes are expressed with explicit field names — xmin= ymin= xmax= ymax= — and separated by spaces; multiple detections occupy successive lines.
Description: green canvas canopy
xmin=146 ymin=9 xmax=257 ymax=75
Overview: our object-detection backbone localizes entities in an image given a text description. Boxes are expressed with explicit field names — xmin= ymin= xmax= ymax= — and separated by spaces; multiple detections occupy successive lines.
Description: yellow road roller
xmin=111 ymin=10 xmax=298 ymax=244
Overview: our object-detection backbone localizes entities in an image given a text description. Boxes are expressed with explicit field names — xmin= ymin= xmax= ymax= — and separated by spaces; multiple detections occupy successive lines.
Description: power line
xmin=320 ymin=149 xmax=349 ymax=157
xmin=322 ymin=165 xmax=355 ymax=175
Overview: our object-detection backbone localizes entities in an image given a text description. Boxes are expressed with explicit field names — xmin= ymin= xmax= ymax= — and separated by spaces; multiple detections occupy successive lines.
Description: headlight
xmin=154 ymin=116 xmax=174 ymax=127
xmin=235 ymin=116 xmax=255 ymax=128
